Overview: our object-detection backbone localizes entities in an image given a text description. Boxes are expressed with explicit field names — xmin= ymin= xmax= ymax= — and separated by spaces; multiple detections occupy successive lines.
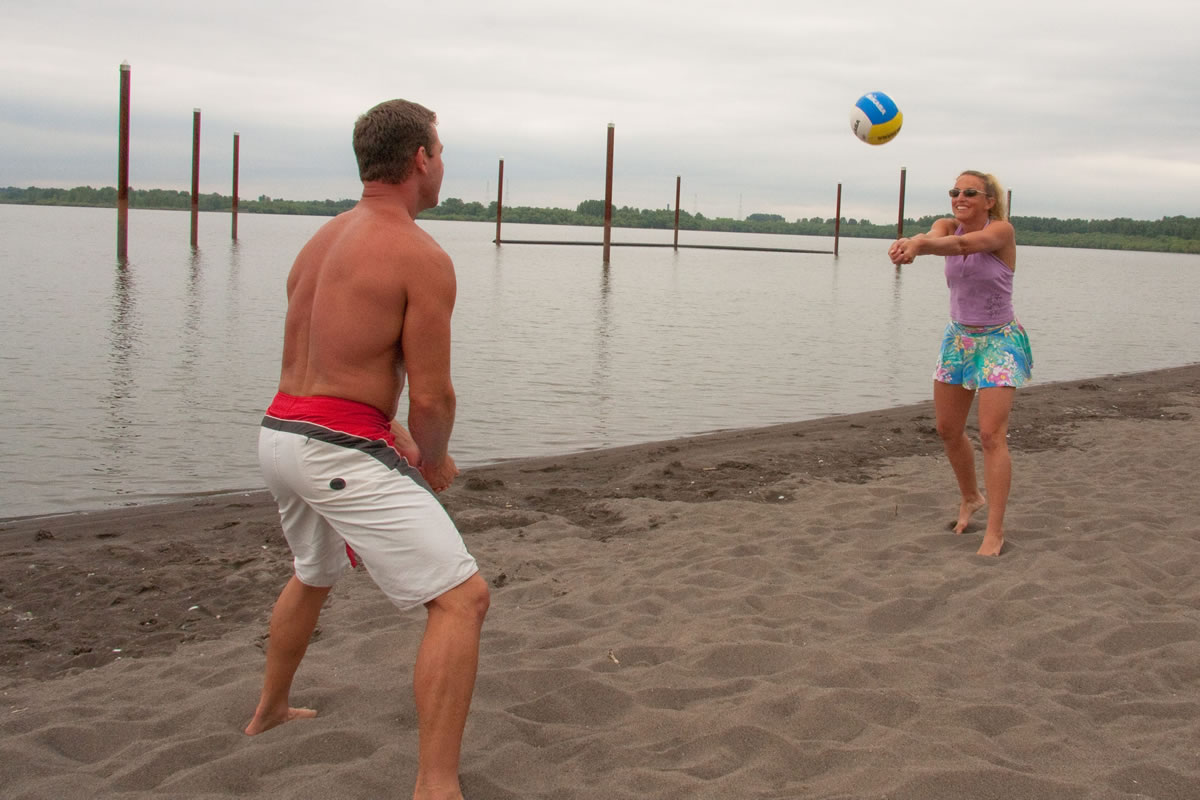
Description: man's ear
xmin=413 ymin=145 xmax=429 ymax=174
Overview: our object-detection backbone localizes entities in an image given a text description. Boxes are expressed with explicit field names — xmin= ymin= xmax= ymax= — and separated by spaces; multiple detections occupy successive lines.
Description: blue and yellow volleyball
xmin=849 ymin=91 xmax=903 ymax=145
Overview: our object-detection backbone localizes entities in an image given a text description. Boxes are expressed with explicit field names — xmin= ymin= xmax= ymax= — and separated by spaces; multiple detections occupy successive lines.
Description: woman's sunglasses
xmin=948 ymin=188 xmax=989 ymax=198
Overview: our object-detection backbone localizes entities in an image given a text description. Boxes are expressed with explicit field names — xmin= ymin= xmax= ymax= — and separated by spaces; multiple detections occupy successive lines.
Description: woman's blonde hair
xmin=959 ymin=170 xmax=1007 ymax=221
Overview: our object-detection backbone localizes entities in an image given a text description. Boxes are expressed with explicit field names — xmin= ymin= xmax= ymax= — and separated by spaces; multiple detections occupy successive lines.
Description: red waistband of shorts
xmin=264 ymin=392 xmax=393 ymax=442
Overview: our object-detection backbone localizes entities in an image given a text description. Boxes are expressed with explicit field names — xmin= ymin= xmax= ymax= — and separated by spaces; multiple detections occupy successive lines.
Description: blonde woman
xmin=888 ymin=171 xmax=1032 ymax=556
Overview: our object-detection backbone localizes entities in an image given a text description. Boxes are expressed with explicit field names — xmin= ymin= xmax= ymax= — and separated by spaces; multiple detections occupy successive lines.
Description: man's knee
xmin=282 ymin=575 xmax=334 ymax=605
xmin=429 ymin=572 xmax=490 ymax=624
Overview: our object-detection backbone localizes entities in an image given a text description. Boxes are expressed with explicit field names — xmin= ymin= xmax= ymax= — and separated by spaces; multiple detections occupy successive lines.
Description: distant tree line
xmin=0 ymin=185 xmax=356 ymax=216
xmin=4 ymin=185 xmax=1198 ymax=253
xmin=424 ymin=197 xmax=1200 ymax=253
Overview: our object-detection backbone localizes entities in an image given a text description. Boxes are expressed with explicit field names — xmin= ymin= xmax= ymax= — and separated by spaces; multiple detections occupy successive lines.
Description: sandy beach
xmin=2 ymin=364 xmax=1198 ymax=799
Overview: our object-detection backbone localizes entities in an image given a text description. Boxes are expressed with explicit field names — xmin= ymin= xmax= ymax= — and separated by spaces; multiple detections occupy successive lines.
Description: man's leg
xmin=245 ymin=576 xmax=332 ymax=735
xmin=411 ymin=572 xmax=490 ymax=800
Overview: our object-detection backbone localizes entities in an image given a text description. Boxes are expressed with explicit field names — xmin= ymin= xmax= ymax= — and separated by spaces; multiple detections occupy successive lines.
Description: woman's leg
xmin=933 ymin=380 xmax=987 ymax=533
xmin=975 ymin=386 xmax=1015 ymax=555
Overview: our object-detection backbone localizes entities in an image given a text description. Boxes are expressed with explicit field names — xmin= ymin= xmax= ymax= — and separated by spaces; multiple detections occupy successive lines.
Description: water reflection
xmin=180 ymin=248 xmax=205 ymax=375
xmin=105 ymin=261 xmax=140 ymax=429
xmin=590 ymin=264 xmax=613 ymax=436
xmin=889 ymin=259 xmax=906 ymax=332
xmin=884 ymin=259 xmax=909 ymax=397
xmin=226 ymin=239 xmax=243 ymax=334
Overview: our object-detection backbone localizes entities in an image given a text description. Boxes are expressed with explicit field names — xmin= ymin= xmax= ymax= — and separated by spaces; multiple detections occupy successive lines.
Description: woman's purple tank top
xmin=945 ymin=222 xmax=1014 ymax=326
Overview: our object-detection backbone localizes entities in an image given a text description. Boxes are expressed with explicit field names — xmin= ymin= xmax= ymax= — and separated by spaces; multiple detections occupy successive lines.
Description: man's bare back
xmin=278 ymin=196 xmax=450 ymax=418
xmin=275 ymin=141 xmax=458 ymax=489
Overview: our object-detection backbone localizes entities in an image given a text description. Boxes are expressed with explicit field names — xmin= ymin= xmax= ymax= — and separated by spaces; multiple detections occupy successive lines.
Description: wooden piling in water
xmin=1007 ymin=189 xmax=1012 ymax=217
xmin=190 ymin=109 xmax=201 ymax=248
xmin=231 ymin=132 xmax=240 ymax=240
xmin=603 ymin=124 xmax=614 ymax=264
xmin=491 ymin=125 xmax=829 ymax=258
xmin=673 ymin=176 xmax=681 ymax=250
xmin=897 ymin=166 xmax=907 ymax=238
xmin=834 ymin=183 xmax=842 ymax=257
xmin=495 ymin=158 xmax=504 ymax=244
xmin=117 ymin=62 xmax=131 ymax=262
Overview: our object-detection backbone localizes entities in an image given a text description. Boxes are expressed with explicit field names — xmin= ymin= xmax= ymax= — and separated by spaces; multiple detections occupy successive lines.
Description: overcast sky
xmin=4 ymin=0 xmax=1198 ymax=223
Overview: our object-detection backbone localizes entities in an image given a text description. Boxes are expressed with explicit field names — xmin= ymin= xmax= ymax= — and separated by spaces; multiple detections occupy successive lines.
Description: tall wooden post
xmin=602 ymin=123 xmax=614 ymax=264
xmin=1006 ymin=188 xmax=1012 ymax=218
xmin=190 ymin=108 xmax=201 ymax=248
xmin=494 ymin=158 xmax=504 ymax=244
xmin=897 ymin=166 xmax=907 ymax=238
xmin=117 ymin=62 xmax=131 ymax=262
xmin=231 ymin=132 xmax=240 ymax=240
xmin=673 ymin=176 xmax=681 ymax=250
xmin=834 ymin=183 xmax=842 ymax=257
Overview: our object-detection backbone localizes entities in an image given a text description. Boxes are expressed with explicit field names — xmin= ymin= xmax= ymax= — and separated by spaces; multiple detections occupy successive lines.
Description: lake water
xmin=1 ymin=205 xmax=1197 ymax=519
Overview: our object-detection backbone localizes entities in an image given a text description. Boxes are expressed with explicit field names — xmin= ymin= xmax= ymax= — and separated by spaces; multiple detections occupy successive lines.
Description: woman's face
xmin=950 ymin=174 xmax=994 ymax=221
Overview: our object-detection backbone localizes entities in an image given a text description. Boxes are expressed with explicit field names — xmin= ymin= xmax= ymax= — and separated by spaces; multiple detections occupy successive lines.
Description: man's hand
xmin=421 ymin=455 xmax=459 ymax=493
xmin=390 ymin=420 xmax=422 ymax=466
xmin=394 ymin=419 xmax=456 ymax=491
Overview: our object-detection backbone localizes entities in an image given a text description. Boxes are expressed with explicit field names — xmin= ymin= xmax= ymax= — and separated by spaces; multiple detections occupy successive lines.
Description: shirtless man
xmin=246 ymin=99 xmax=490 ymax=800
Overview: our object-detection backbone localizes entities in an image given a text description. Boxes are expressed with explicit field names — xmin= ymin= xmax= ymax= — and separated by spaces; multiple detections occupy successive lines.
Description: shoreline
xmin=2 ymin=363 xmax=1198 ymax=798
xmin=4 ymin=362 xmax=1197 ymax=528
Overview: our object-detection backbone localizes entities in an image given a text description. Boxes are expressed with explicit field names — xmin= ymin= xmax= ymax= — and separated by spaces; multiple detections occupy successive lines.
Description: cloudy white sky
xmin=4 ymin=0 xmax=1198 ymax=223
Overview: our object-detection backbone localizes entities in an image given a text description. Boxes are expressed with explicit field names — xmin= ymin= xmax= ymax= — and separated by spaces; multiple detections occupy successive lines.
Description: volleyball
xmin=849 ymin=91 xmax=903 ymax=145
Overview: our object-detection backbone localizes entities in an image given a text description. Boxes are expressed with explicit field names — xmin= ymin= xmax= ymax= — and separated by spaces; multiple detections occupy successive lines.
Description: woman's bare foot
xmin=976 ymin=530 xmax=1004 ymax=556
xmin=953 ymin=493 xmax=987 ymax=534
xmin=244 ymin=706 xmax=317 ymax=736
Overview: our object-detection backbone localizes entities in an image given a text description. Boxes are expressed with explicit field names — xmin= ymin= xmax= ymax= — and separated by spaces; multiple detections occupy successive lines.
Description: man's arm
xmin=401 ymin=247 xmax=458 ymax=491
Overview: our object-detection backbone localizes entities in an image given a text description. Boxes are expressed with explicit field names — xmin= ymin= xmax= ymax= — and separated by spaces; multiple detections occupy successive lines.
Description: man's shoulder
xmin=330 ymin=213 xmax=453 ymax=294
xmin=355 ymin=204 xmax=445 ymax=248
xmin=393 ymin=221 xmax=453 ymax=273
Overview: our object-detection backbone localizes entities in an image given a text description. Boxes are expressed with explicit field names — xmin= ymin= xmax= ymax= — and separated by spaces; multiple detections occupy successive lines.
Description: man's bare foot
xmin=244 ymin=706 xmax=317 ymax=736
xmin=952 ymin=493 xmax=987 ymax=534
xmin=976 ymin=531 xmax=1004 ymax=556
xmin=413 ymin=781 xmax=466 ymax=800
